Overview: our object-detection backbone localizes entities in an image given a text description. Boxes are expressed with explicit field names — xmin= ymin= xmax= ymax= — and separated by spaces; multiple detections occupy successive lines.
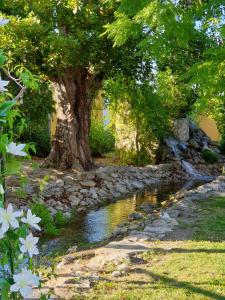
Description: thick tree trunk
xmin=45 ymin=69 xmax=95 ymax=170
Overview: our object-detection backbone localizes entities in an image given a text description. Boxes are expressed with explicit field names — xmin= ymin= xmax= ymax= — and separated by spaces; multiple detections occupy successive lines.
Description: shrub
xmin=116 ymin=148 xmax=153 ymax=166
xmin=89 ymin=122 xmax=115 ymax=156
xmin=54 ymin=211 xmax=69 ymax=227
xmin=31 ymin=203 xmax=60 ymax=236
xmin=219 ymin=134 xmax=225 ymax=154
xmin=202 ymin=149 xmax=218 ymax=164
xmin=21 ymin=123 xmax=51 ymax=157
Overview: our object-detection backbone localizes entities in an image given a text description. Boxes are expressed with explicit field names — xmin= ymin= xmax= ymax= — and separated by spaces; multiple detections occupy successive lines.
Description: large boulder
xmin=173 ymin=118 xmax=189 ymax=142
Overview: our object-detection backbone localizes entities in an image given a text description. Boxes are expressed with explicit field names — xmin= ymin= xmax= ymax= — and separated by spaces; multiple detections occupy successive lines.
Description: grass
xmin=76 ymin=197 xmax=225 ymax=300
xmin=193 ymin=197 xmax=225 ymax=241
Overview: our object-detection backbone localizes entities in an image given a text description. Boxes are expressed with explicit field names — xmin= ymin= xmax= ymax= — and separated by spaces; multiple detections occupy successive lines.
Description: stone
xmin=63 ymin=212 xmax=71 ymax=219
xmin=173 ymin=118 xmax=189 ymax=142
xmin=128 ymin=212 xmax=143 ymax=221
xmin=117 ymin=264 xmax=130 ymax=273
xmin=112 ymin=271 xmax=122 ymax=277
xmin=139 ymin=203 xmax=154 ymax=214
xmin=55 ymin=179 xmax=64 ymax=187
xmin=112 ymin=226 xmax=128 ymax=237
xmin=89 ymin=274 xmax=100 ymax=282
xmin=128 ymin=224 xmax=143 ymax=231
xmin=189 ymin=139 xmax=200 ymax=149
xmin=69 ymin=195 xmax=80 ymax=206
xmin=80 ymin=180 xmax=96 ymax=188
xmin=78 ymin=279 xmax=91 ymax=290
xmin=131 ymin=181 xmax=144 ymax=189
xmin=79 ymin=189 xmax=89 ymax=194
xmin=54 ymin=287 xmax=75 ymax=299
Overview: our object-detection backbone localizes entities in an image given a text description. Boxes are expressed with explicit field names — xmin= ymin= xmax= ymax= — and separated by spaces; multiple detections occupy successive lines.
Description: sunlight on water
xmin=40 ymin=181 xmax=205 ymax=256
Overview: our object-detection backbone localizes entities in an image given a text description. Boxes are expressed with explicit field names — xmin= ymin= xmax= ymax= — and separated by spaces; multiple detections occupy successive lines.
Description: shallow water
xmin=40 ymin=180 xmax=206 ymax=256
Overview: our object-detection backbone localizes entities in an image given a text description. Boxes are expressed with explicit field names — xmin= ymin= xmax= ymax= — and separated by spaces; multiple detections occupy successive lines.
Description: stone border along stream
xmin=32 ymin=175 xmax=225 ymax=299
xmin=8 ymin=163 xmax=174 ymax=217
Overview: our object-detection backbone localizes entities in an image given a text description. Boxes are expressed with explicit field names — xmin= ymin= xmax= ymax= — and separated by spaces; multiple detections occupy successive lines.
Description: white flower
xmin=0 ymin=18 xmax=10 ymax=26
xmin=21 ymin=209 xmax=41 ymax=231
xmin=19 ymin=232 xmax=39 ymax=257
xmin=10 ymin=268 xmax=40 ymax=298
xmin=0 ymin=184 xmax=4 ymax=195
xmin=0 ymin=78 xmax=9 ymax=92
xmin=6 ymin=142 xmax=27 ymax=156
xmin=0 ymin=204 xmax=22 ymax=234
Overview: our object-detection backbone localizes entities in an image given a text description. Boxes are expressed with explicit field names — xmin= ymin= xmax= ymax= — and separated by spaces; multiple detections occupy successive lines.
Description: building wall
xmin=198 ymin=115 xmax=221 ymax=141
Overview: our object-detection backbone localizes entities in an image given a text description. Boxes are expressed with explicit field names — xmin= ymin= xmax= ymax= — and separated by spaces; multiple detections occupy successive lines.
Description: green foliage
xmin=201 ymin=149 xmax=218 ymax=164
xmin=21 ymin=123 xmax=51 ymax=157
xmin=18 ymin=81 xmax=53 ymax=157
xmin=54 ymin=211 xmax=69 ymax=227
xmin=89 ymin=122 xmax=115 ymax=156
xmin=31 ymin=203 xmax=69 ymax=236
xmin=31 ymin=203 xmax=60 ymax=236
xmin=219 ymin=135 xmax=225 ymax=154
xmin=105 ymin=0 xmax=225 ymax=140
xmin=116 ymin=148 xmax=152 ymax=166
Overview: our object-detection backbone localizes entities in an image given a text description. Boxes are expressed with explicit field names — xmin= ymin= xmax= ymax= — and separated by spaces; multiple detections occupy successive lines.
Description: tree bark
xmin=45 ymin=69 xmax=96 ymax=170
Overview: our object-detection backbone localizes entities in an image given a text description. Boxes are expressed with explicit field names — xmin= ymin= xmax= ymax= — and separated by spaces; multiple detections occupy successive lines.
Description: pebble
xmin=112 ymin=271 xmax=122 ymax=277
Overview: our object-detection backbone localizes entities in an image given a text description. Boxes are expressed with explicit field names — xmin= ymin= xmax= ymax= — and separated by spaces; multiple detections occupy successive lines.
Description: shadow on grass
xmin=127 ymin=268 xmax=225 ymax=300
xmin=144 ymin=247 xmax=225 ymax=254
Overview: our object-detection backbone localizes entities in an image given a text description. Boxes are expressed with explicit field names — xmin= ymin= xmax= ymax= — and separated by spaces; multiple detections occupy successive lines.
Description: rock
xmin=117 ymin=264 xmax=130 ymax=273
xmin=63 ymin=212 xmax=71 ymax=219
xmin=80 ymin=180 xmax=96 ymax=188
xmin=128 ymin=224 xmax=143 ymax=231
xmin=69 ymin=195 xmax=80 ymax=206
xmin=112 ymin=227 xmax=128 ymax=237
xmin=131 ymin=181 xmax=144 ymax=189
xmin=89 ymin=188 xmax=98 ymax=199
xmin=89 ymin=274 xmax=100 ymax=282
xmin=174 ymin=118 xmax=189 ymax=142
xmin=128 ymin=212 xmax=143 ymax=221
xmin=139 ymin=203 xmax=154 ymax=214
xmin=79 ymin=189 xmax=89 ymax=194
xmin=78 ymin=279 xmax=91 ymax=290
xmin=54 ymin=287 xmax=75 ymax=299
xmin=189 ymin=139 xmax=200 ymax=149
xmin=55 ymin=179 xmax=64 ymax=187
xmin=112 ymin=271 xmax=122 ymax=277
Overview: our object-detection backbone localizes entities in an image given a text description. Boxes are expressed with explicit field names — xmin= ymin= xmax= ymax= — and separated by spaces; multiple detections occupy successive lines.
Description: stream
xmin=40 ymin=180 xmax=207 ymax=256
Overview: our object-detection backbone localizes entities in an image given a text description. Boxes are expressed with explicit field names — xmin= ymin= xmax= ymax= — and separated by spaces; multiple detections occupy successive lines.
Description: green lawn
xmin=77 ymin=197 xmax=225 ymax=300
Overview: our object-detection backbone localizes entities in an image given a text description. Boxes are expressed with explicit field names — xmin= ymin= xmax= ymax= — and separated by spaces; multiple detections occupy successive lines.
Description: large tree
xmin=0 ymin=0 xmax=146 ymax=170
xmin=105 ymin=0 xmax=225 ymax=119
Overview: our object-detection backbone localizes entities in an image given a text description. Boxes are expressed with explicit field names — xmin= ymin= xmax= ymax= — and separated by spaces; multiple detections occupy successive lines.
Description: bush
xmin=202 ymin=149 xmax=218 ymax=164
xmin=116 ymin=148 xmax=153 ymax=166
xmin=54 ymin=211 xmax=69 ymax=227
xmin=31 ymin=203 xmax=60 ymax=236
xmin=21 ymin=123 xmax=51 ymax=157
xmin=219 ymin=134 xmax=225 ymax=154
xmin=89 ymin=122 xmax=115 ymax=156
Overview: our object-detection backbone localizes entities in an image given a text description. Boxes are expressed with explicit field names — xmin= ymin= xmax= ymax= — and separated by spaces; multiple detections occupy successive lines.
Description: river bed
xmin=40 ymin=180 xmax=206 ymax=256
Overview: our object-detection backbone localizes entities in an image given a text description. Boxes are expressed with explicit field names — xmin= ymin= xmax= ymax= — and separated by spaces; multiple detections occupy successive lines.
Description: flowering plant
xmin=0 ymin=205 xmax=41 ymax=299
xmin=0 ymin=17 xmax=44 ymax=299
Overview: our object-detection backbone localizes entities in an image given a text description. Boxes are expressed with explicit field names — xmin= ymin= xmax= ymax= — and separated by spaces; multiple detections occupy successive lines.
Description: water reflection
xmin=40 ymin=180 xmax=205 ymax=256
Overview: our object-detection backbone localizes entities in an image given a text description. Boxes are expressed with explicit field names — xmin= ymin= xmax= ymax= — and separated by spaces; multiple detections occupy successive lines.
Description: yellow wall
xmin=198 ymin=115 xmax=220 ymax=141
xmin=91 ymin=91 xmax=104 ymax=122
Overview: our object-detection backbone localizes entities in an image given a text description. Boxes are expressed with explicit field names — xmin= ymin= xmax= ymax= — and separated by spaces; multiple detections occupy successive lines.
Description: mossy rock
xmin=201 ymin=148 xmax=218 ymax=164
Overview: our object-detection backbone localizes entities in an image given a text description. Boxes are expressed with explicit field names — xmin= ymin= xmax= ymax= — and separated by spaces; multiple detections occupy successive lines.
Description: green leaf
xmin=0 ymin=278 xmax=8 ymax=287
xmin=0 ymin=50 xmax=7 ymax=66
xmin=0 ymin=279 xmax=10 ymax=300
xmin=0 ymin=101 xmax=16 ymax=118
xmin=5 ymin=159 xmax=22 ymax=176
